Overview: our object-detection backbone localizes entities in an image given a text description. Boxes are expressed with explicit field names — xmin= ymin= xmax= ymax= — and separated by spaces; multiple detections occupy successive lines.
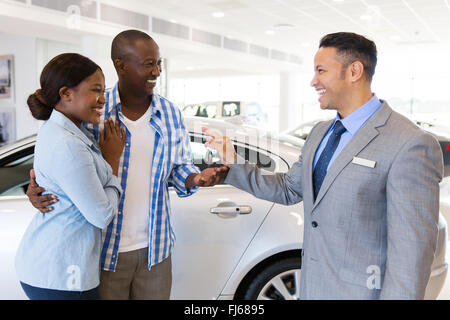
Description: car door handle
xmin=210 ymin=201 xmax=252 ymax=218
xmin=210 ymin=205 xmax=252 ymax=215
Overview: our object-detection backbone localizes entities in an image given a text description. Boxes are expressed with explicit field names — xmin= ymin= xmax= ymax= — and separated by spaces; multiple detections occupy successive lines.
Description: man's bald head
xmin=111 ymin=29 xmax=155 ymax=61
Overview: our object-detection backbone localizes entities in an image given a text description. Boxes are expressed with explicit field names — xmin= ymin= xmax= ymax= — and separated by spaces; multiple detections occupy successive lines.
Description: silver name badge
xmin=352 ymin=156 xmax=376 ymax=168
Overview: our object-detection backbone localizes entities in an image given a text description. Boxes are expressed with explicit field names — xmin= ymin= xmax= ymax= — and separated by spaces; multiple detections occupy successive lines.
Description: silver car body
xmin=0 ymin=117 xmax=447 ymax=299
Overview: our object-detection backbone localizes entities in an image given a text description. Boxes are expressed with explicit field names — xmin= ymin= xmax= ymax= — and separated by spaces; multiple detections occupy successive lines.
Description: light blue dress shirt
xmin=313 ymin=94 xmax=383 ymax=170
xmin=15 ymin=110 xmax=122 ymax=291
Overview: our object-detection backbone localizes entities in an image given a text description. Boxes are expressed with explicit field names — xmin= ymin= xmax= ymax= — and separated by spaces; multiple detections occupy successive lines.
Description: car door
xmin=0 ymin=143 xmax=36 ymax=299
xmin=169 ymin=132 xmax=288 ymax=299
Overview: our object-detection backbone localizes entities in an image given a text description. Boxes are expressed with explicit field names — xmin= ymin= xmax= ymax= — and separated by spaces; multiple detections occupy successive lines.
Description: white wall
xmin=0 ymin=32 xmax=39 ymax=140
xmin=36 ymin=35 xmax=119 ymax=90
xmin=0 ymin=31 xmax=170 ymax=142
xmin=79 ymin=35 xmax=118 ymax=89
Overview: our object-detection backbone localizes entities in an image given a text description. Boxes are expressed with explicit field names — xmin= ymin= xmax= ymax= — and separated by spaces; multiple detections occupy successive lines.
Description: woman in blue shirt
xmin=15 ymin=53 xmax=125 ymax=300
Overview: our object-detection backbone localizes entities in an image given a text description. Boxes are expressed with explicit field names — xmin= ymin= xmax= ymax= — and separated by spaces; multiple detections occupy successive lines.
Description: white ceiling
xmin=129 ymin=0 xmax=450 ymax=53
xmin=1 ymin=0 xmax=450 ymax=76
xmin=114 ymin=0 xmax=450 ymax=75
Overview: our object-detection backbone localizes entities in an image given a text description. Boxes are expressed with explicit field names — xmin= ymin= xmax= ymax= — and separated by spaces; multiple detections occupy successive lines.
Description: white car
xmin=280 ymin=118 xmax=450 ymax=177
xmin=182 ymin=101 xmax=268 ymax=127
xmin=0 ymin=117 xmax=447 ymax=300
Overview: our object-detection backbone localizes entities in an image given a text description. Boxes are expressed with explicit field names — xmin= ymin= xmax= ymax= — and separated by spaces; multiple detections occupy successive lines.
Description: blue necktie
xmin=313 ymin=120 xmax=346 ymax=201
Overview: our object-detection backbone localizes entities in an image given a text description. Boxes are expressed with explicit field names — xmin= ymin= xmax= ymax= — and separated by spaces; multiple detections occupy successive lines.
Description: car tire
xmin=242 ymin=257 xmax=302 ymax=300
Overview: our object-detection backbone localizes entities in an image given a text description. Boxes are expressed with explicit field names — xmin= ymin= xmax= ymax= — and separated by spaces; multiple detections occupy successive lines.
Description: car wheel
xmin=242 ymin=257 xmax=301 ymax=300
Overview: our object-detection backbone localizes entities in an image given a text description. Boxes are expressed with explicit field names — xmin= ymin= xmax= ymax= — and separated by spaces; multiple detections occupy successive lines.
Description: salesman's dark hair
xmin=27 ymin=53 xmax=101 ymax=120
xmin=319 ymin=32 xmax=377 ymax=82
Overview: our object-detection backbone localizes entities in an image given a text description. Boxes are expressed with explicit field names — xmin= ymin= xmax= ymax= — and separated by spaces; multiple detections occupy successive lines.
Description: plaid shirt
xmin=84 ymin=83 xmax=200 ymax=271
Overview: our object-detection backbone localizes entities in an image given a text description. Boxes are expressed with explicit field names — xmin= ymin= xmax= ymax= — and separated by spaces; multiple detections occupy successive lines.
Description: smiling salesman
xmin=205 ymin=32 xmax=444 ymax=299
xmin=26 ymin=29 xmax=227 ymax=300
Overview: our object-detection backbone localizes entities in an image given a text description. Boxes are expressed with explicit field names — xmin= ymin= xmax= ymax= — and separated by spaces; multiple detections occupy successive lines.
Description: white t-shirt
xmin=118 ymin=106 xmax=155 ymax=253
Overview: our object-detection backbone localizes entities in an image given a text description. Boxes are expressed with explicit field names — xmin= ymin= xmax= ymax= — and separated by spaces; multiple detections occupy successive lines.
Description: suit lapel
xmin=311 ymin=102 xmax=393 ymax=212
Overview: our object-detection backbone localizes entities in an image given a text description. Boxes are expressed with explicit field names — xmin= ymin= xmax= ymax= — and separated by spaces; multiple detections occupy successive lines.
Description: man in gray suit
xmin=205 ymin=32 xmax=443 ymax=299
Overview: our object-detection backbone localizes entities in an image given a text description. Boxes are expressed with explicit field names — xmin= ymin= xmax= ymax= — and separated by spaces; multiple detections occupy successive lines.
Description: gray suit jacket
xmin=224 ymin=102 xmax=443 ymax=299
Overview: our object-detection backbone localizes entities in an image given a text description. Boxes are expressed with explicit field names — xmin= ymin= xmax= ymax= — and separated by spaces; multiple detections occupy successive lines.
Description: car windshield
xmin=244 ymin=103 xmax=262 ymax=117
xmin=0 ymin=146 xmax=34 ymax=196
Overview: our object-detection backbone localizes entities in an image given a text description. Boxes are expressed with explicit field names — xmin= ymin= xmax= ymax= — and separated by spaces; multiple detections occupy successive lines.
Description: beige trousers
xmin=99 ymin=247 xmax=172 ymax=300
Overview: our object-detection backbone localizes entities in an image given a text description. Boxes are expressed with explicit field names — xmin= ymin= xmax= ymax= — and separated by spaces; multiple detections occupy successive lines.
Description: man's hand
xmin=26 ymin=169 xmax=58 ymax=213
xmin=185 ymin=166 xmax=229 ymax=189
xmin=202 ymin=127 xmax=237 ymax=167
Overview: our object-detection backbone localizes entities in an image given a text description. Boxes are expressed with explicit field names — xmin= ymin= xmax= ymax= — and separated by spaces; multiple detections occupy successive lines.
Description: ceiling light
xmin=212 ymin=11 xmax=225 ymax=18
xmin=265 ymin=30 xmax=275 ymax=36
xmin=360 ymin=14 xmax=372 ymax=21
xmin=273 ymin=23 xmax=295 ymax=30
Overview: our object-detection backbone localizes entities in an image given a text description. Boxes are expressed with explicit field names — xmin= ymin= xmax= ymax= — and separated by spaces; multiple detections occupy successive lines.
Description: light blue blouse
xmin=15 ymin=110 xmax=122 ymax=291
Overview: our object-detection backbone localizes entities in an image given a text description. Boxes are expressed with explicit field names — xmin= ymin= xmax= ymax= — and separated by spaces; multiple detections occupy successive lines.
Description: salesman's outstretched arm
xmin=203 ymin=127 xmax=303 ymax=206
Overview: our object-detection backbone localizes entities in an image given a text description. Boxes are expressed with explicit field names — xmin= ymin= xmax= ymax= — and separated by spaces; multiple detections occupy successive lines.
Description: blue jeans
xmin=20 ymin=282 xmax=100 ymax=300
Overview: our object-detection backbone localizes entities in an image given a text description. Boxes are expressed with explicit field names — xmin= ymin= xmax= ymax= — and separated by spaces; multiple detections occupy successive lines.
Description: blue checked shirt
xmin=84 ymin=83 xmax=200 ymax=271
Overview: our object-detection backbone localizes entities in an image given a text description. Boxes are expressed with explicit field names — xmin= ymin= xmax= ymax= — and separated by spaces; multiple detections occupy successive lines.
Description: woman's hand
xmin=99 ymin=118 xmax=126 ymax=176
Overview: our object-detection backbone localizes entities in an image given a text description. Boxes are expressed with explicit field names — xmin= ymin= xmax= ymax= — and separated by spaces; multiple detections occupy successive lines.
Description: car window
xmin=414 ymin=120 xmax=433 ymax=129
xmin=291 ymin=124 xmax=315 ymax=140
xmin=222 ymin=102 xmax=240 ymax=117
xmin=244 ymin=103 xmax=262 ymax=117
xmin=0 ymin=146 xmax=34 ymax=196
xmin=190 ymin=135 xmax=277 ymax=174
xmin=204 ymin=105 xmax=217 ymax=118
xmin=194 ymin=105 xmax=215 ymax=118
xmin=182 ymin=105 xmax=200 ymax=117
